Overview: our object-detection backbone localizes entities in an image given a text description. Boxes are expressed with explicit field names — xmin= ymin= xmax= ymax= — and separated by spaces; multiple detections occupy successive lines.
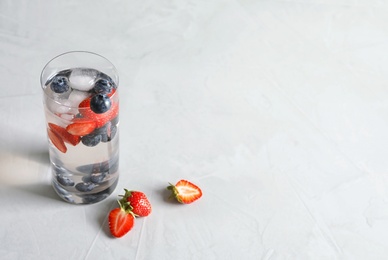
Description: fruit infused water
xmin=41 ymin=52 xmax=119 ymax=204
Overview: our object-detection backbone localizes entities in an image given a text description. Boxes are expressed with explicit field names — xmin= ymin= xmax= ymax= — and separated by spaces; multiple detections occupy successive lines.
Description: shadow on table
xmin=15 ymin=182 xmax=64 ymax=203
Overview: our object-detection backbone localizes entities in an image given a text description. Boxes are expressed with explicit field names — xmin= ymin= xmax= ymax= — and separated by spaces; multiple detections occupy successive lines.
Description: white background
xmin=1 ymin=0 xmax=388 ymax=259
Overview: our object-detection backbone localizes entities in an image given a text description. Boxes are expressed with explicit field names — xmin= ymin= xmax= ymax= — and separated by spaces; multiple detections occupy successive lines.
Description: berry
xmin=101 ymin=124 xmax=117 ymax=142
xmin=82 ymin=172 xmax=107 ymax=184
xmin=76 ymin=159 xmax=118 ymax=174
xmin=57 ymin=175 xmax=75 ymax=186
xmin=82 ymin=193 xmax=109 ymax=204
xmin=50 ymin=76 xmax=69 ymax=93
xmin=120 ymin=190 xmax=152 ymax=217
xmin=167 ymin=180 xmax=202 ymax=204
xmin=81 ymin=134 xmax=102 ymax=147
xmin=90 ymin=172 xmax=107 ymax=184
xmin=49 ymin=123 xmax=80 ymax=146
xmin=108 ymin=207 xmax=135 ymax=238
xmin=90 ymin=94 xmax=112 ymax=114
xmin=91 ymin=122 xmax=118 ymax=143
xmin=47 ymin=128 xmax=67 ymax=153
xmin=81 ymin=175 xmax=91 ymax=183
xmin=78 ymin=90 xmax=118 ymax=128
xmin=75 ymin=182 xmax=96 ymax=192
xmin=66 ymin=121 xmax=97 ymax=136
xmin=93 ymin=78 xmax=113 ymax=94
xmin=98 ymin=73 xmax=117 ymax=89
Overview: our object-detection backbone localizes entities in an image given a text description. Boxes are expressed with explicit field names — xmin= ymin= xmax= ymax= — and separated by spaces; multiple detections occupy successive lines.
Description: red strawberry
xmin=48 ymin=123 xmax=80 ymax=146
xmin=121 ymin=190 xmax=152 ymax=217
xmin=167 ymin=180 xmax=202 ymax=204
xmin=47 ymin=128 xmax=67 ymax=153
xmin=66 ymin=121 xmax=96 ymax=136
xmin=108 ymin=207 xmax=135 ymax=238
xmin=78 ymin=90 xmax=119 ymax=128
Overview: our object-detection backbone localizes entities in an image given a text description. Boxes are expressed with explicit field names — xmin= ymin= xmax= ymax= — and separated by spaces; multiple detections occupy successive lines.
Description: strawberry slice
xmin=167 ymin=180 xmax=202 ymax=204
xmin=47 ymin=128 xmax=67 ymax=153
xmin=78 ymin=90 xmax=119 ymax=128
xmin=48 ymin=123 xmax=80 ymax=146
xmin=66 ymin=121 xmax=97 ymax=136
xmin=108 ymin=207 xmax=135 ymax=238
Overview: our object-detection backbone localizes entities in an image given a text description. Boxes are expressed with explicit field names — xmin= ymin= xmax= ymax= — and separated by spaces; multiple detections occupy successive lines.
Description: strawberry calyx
xmin=118 ymin=189 xmax=135 ymax=213
xmin=167 ymin=183 xmax=181 ymax=202
xmin=117 ymin=198 xmax=136 ymax=217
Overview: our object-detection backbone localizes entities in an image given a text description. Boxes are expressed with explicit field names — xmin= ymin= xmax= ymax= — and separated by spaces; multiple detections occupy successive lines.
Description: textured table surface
xmin=1 ymin=0 xmax=388 ymax=259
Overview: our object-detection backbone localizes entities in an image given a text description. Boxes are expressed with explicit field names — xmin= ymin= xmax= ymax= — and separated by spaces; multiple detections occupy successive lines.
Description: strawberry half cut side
xmin=108 ymin=206 xmax=135 ymax=238
xmin=167 ymin=179 xmax=202 ymax=204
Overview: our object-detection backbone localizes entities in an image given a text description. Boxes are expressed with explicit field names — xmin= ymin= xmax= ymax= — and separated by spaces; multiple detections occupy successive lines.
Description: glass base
xmin=52 ymin=177 xmax=118 ymax=204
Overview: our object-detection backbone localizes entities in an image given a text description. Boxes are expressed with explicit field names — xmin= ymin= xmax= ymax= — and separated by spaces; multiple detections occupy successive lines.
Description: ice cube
xmin=68 ymin=89 xmax=90 ymax=105
xmin=67 ymin=89 xmax=91 ymax=114
xmin=46 ymin=96 xmax=72 ymax=115
xmin=68 ymin=68 xmax=98 ymax=91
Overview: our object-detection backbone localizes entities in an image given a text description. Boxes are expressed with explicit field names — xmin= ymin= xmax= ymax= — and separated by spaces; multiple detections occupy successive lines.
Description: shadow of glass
xmin=16 ymin=182 xmax=65 ymax=203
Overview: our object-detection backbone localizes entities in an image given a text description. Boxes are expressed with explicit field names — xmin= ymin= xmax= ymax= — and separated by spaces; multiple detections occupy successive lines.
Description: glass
xmin=40 ymin=51 xmax=119 ymax=204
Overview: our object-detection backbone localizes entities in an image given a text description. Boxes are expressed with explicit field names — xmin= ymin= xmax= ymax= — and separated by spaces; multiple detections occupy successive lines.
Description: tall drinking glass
xmin=40 ymin=51 xmax=119 ymax=204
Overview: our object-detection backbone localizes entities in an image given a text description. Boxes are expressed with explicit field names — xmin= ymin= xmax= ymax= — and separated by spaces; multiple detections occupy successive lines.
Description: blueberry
xmin=50 ymin=76 xmax=69 ymax=93
xmin=92 ymin=124 xmax=109 ymax=135
xmin=98 ymin=73 xmax=117 ymax=89
xmin=77 ymin=163 xmax=102 ymax=174
xmin=93 ymin=79 xmax=113 ymax=94
xmin=101 ymin=124 xmax=117 ymax=142
xmin=90 ymin=94 xmax=111 ymax=114
xmin=81 ymin=134 xmax=102 ymax=147
xmin=57 ymin=175 xmax=75 ymax=186
xmin=82 ymin=193 xmax=109 ymax=204
xmin=82 ymin=175 xmax=91 ymax=182
xmin=107 ymin=159 xmax=119 ymax=174
xmin=75 ymin=182 xmax=96 ymax=192
xmin=90 ymin=172 xmax=107 ymax=184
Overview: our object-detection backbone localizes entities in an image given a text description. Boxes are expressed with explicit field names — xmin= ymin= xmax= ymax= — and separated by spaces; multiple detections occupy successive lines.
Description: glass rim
xmin=40 ymin=51 xmax=119 ymax=109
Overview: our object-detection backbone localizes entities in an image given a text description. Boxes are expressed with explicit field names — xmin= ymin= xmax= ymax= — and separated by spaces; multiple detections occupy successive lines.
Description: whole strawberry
xmin=120 ymin=189 xmax=152 ymax=217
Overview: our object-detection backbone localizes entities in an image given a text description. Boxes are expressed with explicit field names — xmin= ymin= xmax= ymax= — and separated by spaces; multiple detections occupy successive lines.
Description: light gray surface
xmin=1 ymin=0 xmax=388 ymax=259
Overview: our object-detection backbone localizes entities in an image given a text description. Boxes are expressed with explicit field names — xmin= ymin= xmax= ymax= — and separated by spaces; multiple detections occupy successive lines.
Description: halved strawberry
xmin=66 ymin=121 xmax=96 ymax=136
xmin=48 ymin=123 xmax=80 ymax=146
xmin=120 ymin=190 xmax=152 ymax=217
xmin=47 ymin=128 xmax=67 ymax=153
xmin=108 ymin=207 xmax=135 ymax=238
xmin=167 ymin=180 xmax=202 ymax=204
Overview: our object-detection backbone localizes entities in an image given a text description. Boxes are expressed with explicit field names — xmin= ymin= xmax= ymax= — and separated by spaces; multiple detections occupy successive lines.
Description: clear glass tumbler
xmin=40 ymin=51 xmax=119 ymax=204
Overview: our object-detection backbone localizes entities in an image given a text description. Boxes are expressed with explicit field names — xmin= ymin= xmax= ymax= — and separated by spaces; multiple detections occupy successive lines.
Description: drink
xmin=41 ymin=52 xmax=119 ymax=204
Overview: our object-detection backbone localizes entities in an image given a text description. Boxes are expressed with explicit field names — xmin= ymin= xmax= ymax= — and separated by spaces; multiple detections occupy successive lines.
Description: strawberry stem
xmin=117 ymin=189 xmax=137 ymax=216
xmin=166 ymin=183 xmax=182 ymax=203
